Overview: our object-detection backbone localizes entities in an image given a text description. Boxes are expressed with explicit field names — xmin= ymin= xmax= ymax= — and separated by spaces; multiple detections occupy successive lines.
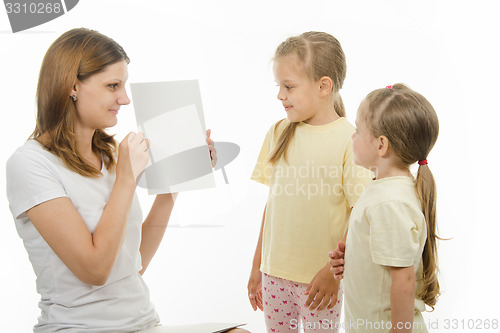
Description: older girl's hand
xmin=206 ymin=129 xmax=217 ymax=168
xmin=305 ymin=263 xmax=340 ymax=311
xmin=247 ymin=267 xmax=263 ymax=311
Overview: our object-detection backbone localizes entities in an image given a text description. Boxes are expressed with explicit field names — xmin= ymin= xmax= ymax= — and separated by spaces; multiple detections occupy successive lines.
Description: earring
xmin=71 ymin=94 xmax=77 ymax=102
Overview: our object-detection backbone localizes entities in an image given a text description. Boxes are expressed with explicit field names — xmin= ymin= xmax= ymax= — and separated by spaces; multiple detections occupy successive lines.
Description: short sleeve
xmin=6 ymin=148 xmax=67 ymax=219
xmin=342 ymin=140 xmax=373 ymax=208
xmin=250 ymin=125 xmax=276 ymax=186
xmin=368 ymin=200 xmax=424 ymax=267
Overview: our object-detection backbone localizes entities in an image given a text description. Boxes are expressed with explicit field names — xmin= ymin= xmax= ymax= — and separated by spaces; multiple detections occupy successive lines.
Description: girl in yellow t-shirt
xmin=248 ymin=31 xmax=372 ymax=333
xmin=330 ymin=84 xmax=441 ymax=332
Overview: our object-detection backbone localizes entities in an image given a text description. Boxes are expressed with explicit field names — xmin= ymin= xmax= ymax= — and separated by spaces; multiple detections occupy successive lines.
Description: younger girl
xmin=333 ymin=84 xmax=440 ymax=332
xmin=248 ymin=32 xmax=372 ymax=332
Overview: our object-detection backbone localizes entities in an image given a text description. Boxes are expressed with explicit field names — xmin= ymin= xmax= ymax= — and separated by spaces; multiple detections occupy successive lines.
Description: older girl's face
xmin=274 ymin=55 xmax=322 ymax=124
xmin=72 ymin=60 xmax=130 ymax=132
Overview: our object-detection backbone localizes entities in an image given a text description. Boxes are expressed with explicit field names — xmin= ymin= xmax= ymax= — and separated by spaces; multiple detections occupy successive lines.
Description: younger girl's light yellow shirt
xmin=344 ymin=176 xmax=428 ymax=333
xmin=251 ymin=118 xmax=372 ymax=283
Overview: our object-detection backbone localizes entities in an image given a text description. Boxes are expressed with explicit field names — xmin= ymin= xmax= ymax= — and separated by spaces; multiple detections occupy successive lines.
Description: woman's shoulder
xmin=8 ymin=140 xmax=41 ymax=161
xmin=7 ymin=140 xmax=58 ymax=175
xmin=9 ymin=139 xmax=50 ymax=158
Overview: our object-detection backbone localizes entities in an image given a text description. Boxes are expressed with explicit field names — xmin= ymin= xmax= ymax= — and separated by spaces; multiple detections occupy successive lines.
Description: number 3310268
xmin=5 ymin=2 xmax=62 ymax=14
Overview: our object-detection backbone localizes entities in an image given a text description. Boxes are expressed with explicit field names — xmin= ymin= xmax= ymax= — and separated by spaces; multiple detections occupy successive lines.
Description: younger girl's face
xmin=352 ymin=102 xmax=379 ymax=171
xmin=73 ymin=60 xmax=130 ymax=133
xmin=273 ymin=55 xmax=322 ymax=123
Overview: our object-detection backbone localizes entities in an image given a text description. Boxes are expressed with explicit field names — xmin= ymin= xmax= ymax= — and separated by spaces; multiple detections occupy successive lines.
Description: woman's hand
xmin=304 ymin=263 xmax=340 ymax=311
xmin=117 ymin=132 xmax=150 ymax=183
xmin=206 ymin=129 xmax=217 ymax=168
xmin=329 ymin=241 xmax=346 ymax=280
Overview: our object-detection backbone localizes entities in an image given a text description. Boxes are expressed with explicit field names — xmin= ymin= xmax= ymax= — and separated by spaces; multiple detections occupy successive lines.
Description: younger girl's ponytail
xmin=415 ymin=163 xmax=440 ymax=309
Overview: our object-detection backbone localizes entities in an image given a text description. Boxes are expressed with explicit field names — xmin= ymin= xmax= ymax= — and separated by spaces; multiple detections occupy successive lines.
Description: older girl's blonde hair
xmin=268 ymin=31 xmax=346 ymax=165
xmin=363 ymin=83 xmax=441 ymax=309
xmin=32 ymin=28 xmax=129 ymax=177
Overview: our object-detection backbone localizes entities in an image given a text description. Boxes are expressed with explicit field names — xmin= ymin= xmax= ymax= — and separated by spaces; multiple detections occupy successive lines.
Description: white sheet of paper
xmin=143 ymin=104 xmax=206 ymax=162
xmin=131 ymin=80 xmax=215 ymax=194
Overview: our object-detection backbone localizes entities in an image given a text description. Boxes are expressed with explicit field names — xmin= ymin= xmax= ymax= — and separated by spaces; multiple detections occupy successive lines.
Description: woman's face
xmin=72 ymin=60 xmax=130 ymax=133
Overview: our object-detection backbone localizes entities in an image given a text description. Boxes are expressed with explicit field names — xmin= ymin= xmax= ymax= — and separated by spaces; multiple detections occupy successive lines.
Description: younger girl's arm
xmin=389 ymin=265 xmax=415 ymax=333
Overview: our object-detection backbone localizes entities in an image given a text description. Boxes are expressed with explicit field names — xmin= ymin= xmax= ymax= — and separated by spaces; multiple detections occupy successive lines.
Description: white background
xmin=1 ymin=1 xmax=499 ymax=332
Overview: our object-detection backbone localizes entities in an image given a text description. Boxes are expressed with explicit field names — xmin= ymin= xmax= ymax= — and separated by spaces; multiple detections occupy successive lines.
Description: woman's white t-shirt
xmin=6 ymin=140 xmax=159 ymax=332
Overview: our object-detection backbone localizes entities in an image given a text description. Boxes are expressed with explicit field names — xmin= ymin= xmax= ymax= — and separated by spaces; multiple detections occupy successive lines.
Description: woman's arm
xmin=139 ymin=192 xmax=177 ymax=275
xmin=27 ymin=132 xmax=149 ymax=286
xmin=389 ymin=265 xmax=416 ymax=333
xmin=138 ymin=129 xmax=216 ymax=274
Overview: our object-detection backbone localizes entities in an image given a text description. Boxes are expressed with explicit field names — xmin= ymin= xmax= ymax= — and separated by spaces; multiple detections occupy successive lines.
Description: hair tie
xmin=386 ymin=85 xmax=393 ymax=90
xmin=418 ymin=159 xmax=428 ymax=166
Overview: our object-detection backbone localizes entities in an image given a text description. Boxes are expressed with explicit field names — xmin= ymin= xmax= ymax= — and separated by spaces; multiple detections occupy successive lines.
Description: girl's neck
xmin=371 ymin=158 xmax=411 ymax=180
xmin=304 ymin=103 xmax=340 ymax=126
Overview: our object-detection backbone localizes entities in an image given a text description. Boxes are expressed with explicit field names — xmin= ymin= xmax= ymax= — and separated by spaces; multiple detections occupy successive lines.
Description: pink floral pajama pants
xmin=262 ymin=273 xmax=343 ymax=333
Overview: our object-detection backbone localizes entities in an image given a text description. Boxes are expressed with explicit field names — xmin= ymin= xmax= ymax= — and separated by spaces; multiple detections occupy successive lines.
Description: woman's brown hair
xmin=268 ymin=31 xmax=346 ymax=165
xmin=363 ymin=83 xmax=441 ymax=309
xmin=31 ymin=28 xmax=130 ymax=177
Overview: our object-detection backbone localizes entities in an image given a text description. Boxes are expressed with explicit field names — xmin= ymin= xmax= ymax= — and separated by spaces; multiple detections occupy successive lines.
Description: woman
xmin=6 ymin=28 xmax=247 ymax=333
